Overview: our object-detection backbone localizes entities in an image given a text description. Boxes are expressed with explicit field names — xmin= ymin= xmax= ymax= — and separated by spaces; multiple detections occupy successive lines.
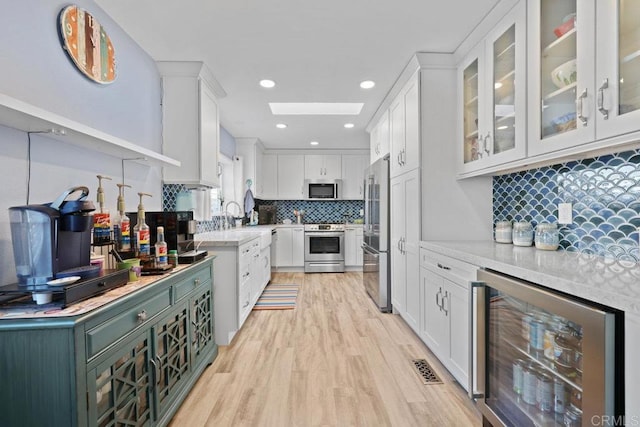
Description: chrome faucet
xmin=224 ymin=201 xmax=243 ymax=228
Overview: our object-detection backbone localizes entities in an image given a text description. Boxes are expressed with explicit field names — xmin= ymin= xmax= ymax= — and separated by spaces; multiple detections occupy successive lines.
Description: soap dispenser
xmin=93 ymin=175 xmax=112 ymax=244
xmin=133 ymin=192 xmax=152 ymax=258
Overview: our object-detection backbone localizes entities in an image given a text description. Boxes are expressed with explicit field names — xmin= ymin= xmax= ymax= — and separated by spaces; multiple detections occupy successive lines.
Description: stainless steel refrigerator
xmin=362 ymin=155 xmax=391 ymax=312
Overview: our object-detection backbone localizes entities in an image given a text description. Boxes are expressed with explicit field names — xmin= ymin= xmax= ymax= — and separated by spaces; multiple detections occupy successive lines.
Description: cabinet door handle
xmin=137 ymin=310 xmax=147 ymax=323
xmin=483 ymin=133 xmax=491 ymax=157
xmin=577 ymin=88 xmax=588 ymax=126
xmin=149 ymin=358 xmax=159 ymax=384
xmin=436 ymin=288 xmax=442 ymax=311
xmin=597 ymin=78 xmax=609 ymax=119
xmin=442 ymin=291 xmax=449 ymax=316
xmin=437 ymin=262 xmax=451 ymax=271
xmin=401 ymin=149 xmax=406 ymax=165
xmin=242 ymin=300 xmax=250 ymax=309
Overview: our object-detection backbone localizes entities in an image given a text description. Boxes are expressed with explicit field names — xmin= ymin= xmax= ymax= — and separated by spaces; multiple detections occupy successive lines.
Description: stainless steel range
xmin=304 ymin=224 xmax=345 ymax=273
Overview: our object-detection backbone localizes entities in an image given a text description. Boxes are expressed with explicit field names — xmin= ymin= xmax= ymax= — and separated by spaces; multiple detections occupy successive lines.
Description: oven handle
xmin=470 ymin=281 xmax=486 ymax=401
xmin=304 ymin=231 xmax=345 ymax=238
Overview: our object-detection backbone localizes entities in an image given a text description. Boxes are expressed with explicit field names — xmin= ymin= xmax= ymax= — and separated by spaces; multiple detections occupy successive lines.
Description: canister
xmin=563 ymin=405 xmax=582 ymax=426
xmin=535 ymin=222 xmax=560 ymax=250
xmin=522 ymin=365 xmax=537 ymax=405
xmin=521 ymin=313 xmax=534 ymax=340
xmin=553 ymin=378 xmax=566 ymax=414
xmin=512 ymin=359 xmax=524 ymax=395
xmin=512 ymin=221 xmax=534 ymax=246
xmin=536 ymin=372 xmax=553 ymax=412
xmin=529 ymin=318 xmax=545 ymax=351
xmin=494 ymin=221 xmax=513 ymax=244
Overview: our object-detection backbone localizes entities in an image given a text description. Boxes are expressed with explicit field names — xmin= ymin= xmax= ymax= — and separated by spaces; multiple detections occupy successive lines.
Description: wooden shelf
xmin=0 ymin=94 xmax=180 ymax=167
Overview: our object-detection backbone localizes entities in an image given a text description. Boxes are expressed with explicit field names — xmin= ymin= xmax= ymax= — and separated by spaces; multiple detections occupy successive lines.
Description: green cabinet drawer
xmin=86 ymin=288 xmax=171 ymax=359
xmin=173 ymin=263 xmax=212 ymax=302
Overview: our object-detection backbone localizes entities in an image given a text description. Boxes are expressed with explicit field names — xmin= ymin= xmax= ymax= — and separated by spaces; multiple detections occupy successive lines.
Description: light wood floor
xmin=170 ymin=272 xmax=481 ymax=426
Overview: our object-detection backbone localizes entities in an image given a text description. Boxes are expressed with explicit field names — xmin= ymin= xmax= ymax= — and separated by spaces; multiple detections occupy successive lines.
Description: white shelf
xmin=543 ymin=82 xmax=577 ymax=102
xmin=0 ymin=93 xmax=180 ymax=167
xmin=542 ymin=28 xmax=577 ymax=58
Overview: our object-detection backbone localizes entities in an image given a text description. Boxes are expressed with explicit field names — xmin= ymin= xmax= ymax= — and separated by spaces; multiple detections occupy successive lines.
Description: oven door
xmin=304 ymin=231 xmax=344 ymax=262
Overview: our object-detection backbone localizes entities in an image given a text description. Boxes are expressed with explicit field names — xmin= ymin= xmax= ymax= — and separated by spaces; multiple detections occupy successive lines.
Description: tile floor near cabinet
xmin=170 ymin=272 xmax=480 ymax=426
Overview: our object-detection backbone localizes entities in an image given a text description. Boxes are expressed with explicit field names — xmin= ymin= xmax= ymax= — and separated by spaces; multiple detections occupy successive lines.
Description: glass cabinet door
xmin=596 ymin=0 xmax=640 ymax=138
xmin=492 ymin=25 xmax=517 ymax=156
xmin=528 ymin=0 xmax=595 ymax=156
xmin=463 ymin=58 xmax=480 ymax=165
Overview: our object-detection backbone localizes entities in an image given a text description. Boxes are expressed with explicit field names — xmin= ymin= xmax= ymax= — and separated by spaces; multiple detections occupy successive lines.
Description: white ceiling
xmin=96 ymin=0 xmax=499 ymax=150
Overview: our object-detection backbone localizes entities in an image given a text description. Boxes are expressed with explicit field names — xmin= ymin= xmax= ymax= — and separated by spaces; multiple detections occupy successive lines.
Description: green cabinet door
xmin=190 ymin=284 xmax=214 ymax=370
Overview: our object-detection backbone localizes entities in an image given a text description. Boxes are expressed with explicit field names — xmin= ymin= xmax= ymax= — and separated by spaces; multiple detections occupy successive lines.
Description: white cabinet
xmin=528 ymin=1 xmax=640 ymax=156
xmin=260 ymin=153 xmax=278 ymax=199
xmin=277 ymin=155 xmax=305 ymax=199
xmin=344 ymin=225 xmax=363 ymax=267
xmin=390 ymin=168 xmax=421 ymax=333
xmin=419 ymin=248 xmax=477 ymax=390
xmin=158 ymin=61 xmax=224 ymax=188
xmin=390 ymin=72 xmax=420 ymax=178
xmin=458 ymin=1 xmax=527 ymax=175
xmin=236 ymin=138 xmax=266 ymax=198
xmin=370 ymin=110 xmax=390 ymax=163
xmin=340 ymin=154 xmax=369 ymax=200
xmin=304 ymin=155 xmax=342 ymax=180
xmin=274 ymin=226 xmax=304 ymax=267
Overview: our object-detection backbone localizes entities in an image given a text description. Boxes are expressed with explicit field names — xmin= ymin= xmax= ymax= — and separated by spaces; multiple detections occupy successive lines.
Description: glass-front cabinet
xmin=529 ymin=0 xmax=640 ymax=157
xmin=459 ymin=1 xmax=526 ymax=175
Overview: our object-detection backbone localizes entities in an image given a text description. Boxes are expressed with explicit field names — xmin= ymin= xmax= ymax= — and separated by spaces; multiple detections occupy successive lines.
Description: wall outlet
xmin=558 ymin=203 xmax=573 ymax=224
xmin=359 ymin=209 xmax=364 ymax=217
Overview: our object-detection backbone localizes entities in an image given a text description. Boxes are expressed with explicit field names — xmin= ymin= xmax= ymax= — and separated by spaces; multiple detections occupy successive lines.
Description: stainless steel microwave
xmin=304 ymin=179 xmax=341 ymax=200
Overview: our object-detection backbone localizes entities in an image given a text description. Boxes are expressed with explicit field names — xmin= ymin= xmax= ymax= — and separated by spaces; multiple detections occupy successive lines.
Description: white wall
xmin=0 ymin=0 xmax=164 ymax=286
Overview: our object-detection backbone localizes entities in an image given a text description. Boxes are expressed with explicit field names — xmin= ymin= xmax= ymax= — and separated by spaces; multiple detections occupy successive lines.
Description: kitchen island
xmin=422 ymin=240 xmax=640 ymax=422
xmin=0 ymin=257 xmax=216 ymax=427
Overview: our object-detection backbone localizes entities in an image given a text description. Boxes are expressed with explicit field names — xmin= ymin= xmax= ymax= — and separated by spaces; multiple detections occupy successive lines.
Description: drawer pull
xmin=194 ymin=278 xmax=201 ymax=286
xmin=137 ymin=310 xmax=147 ymax=323
xmin=97 ymin=281 xmax=107 ymax=287
xmin=243 ymin=272 xmax=250 ymax=278
xmin=437 ymin=263 xmax=451 ymax=271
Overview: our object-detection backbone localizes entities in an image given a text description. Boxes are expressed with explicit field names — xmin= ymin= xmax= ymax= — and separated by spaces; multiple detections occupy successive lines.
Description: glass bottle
xmin=155 ymin=226 xmax=168 ymax=267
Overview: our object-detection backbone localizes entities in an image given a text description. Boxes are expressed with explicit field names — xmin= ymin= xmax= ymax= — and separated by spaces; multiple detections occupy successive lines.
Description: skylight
xmin=269 ymin=103 xmax=364 ymax=115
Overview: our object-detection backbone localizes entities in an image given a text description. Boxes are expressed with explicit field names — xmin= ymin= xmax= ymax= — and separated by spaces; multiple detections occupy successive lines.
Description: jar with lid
xmin=535 ymin=222 xmax=559 ymax=250
xmin=494 ymin=221 xmax=512 ymax=244
xmin=512 ymin=221 xmax=533 ymax=246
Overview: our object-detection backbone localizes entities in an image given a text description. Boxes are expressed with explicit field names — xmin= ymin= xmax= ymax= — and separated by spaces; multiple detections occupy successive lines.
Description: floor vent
xmin=412 ymin=359 xmax=443 ymax=385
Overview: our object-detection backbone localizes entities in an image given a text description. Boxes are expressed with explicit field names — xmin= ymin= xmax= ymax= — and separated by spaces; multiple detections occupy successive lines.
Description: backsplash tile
xmin=493 ymin=149 xmax=640 ymax=262
xmin=162 ymin=183 xmax=185 ymax=212
xmin=256 ymin=199 xmax=364 ymax=224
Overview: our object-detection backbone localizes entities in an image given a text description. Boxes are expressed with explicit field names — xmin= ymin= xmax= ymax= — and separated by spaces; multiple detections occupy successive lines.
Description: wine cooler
xmin=473 ymin=270 xmax=623 ymax=427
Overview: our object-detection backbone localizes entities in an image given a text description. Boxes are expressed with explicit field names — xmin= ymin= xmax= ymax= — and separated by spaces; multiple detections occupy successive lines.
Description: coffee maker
xmin=9 ymin=187 xmax=96 ymax=285
xmin=126 ymin=211 xmax=196 ymax=253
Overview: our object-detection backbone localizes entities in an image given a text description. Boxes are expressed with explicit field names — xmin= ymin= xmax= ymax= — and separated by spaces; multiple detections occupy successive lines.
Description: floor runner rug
xmin=253 ymin=283 xmax=299 ymax=310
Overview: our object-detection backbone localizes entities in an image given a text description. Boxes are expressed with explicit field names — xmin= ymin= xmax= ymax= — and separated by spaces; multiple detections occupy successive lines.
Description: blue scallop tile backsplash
xmin=493 ymin=149 xmax=640 ymax=262
xmin=256 ymin=200 xmax=364 ymax=224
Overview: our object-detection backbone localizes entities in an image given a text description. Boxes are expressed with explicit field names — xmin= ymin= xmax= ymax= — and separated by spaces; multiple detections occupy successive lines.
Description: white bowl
xmin=551 ymin=59 xmax=577 ymax=89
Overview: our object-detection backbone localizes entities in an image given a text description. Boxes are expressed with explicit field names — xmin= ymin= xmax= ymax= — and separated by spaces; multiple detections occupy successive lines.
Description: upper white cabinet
xmin=158 ymin=61 xmax=226 ymax=188
xmin=260 ymin=153 xmax=278 ymax=199
xmin=277 ymin=155 xmax=305 ymax=199
xmin=528 ymin=0 xmax=640 ymax=156
xmin=341 ymin=154 xmax=369 ymax=200
xmin=390 ymin=72 xmax=420 ymax=178
xmin=236 ymin=138 xmax=265 ymax=197
xmin=304 ymin=155 xmax=342 ymax=180
xmin=458 ymin=1 xmax=527 ymax=174
xmin=369 ymin=110 xmax=390 ymax=164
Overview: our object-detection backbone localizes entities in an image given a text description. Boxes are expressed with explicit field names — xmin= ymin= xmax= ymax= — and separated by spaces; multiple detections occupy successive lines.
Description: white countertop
xmin=195 ymin=228 xmax=270 ymax=246
xmin=421 ymin=240 xmax=640 ymax=315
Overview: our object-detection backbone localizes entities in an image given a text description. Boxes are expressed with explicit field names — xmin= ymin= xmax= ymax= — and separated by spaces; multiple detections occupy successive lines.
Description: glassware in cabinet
xmin=463 ymin=59 xmax=480 ymax=164
xmin=492 ymin=24 xmax=516 ymax=156
xmin=618 ymin=2 xmax=640 ymax=116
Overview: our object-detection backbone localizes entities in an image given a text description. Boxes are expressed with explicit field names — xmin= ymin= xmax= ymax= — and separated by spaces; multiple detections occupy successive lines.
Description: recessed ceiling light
xmin=344 ymin=123 xmax=355 ymax=129
xmin=269 ymin=103 xmax=363 ymax=115
xmin=276 ymin=123 xmax=288 ymax=129
xmin=360 ymin=80 xmax=375 ymax=89
xmin=310 ymin=141 xmax=319 ymax=146
xmin=259 ymin=79 xmax=276 ymax=88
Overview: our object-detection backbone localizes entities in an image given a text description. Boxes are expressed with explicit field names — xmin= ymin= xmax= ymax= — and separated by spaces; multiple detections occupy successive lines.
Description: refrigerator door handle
xmin=470 ymin=281 xmax=486 ymax=400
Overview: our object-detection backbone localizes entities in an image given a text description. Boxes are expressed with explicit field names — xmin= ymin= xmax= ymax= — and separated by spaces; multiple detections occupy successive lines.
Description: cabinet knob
xmin=137 ymin=310 xmax=147 ymax=323
xmin=194 ymin=278 xmax=201 ymax=286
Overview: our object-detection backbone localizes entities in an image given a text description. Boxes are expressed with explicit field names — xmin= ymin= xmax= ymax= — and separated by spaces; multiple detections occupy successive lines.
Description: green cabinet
xmin=0 ymin=258 xmax=217 ymax=427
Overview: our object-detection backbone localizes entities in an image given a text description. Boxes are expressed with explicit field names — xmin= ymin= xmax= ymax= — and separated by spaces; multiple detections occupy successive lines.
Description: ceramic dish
xmin=551 ymin=59 xmax=577 ymax=89
xmin=46 ymin=275 xmax=81 ymax=286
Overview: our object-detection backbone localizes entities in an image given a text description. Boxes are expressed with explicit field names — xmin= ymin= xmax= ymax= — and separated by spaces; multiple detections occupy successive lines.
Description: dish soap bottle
xmin=155 ymin=226 xmax=168 ymax=267
xmin=133 ymin=192 xmax=152 ymax=258
xmin=115 ymin=183 xmax=132 ymax=251
xmin=93 ymin=175 xmax=112 ymax=244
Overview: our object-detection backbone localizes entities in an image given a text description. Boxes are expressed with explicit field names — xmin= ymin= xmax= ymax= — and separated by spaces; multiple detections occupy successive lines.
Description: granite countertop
xmin=421 ymin=240 xmax=640 ymax=315
xmin=0 ymin=258 xmax=214 ymax=320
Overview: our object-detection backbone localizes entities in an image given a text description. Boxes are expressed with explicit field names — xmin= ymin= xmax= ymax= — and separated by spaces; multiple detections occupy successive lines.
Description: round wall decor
xmin=58 ymin=5 xmax=116 ymax=84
